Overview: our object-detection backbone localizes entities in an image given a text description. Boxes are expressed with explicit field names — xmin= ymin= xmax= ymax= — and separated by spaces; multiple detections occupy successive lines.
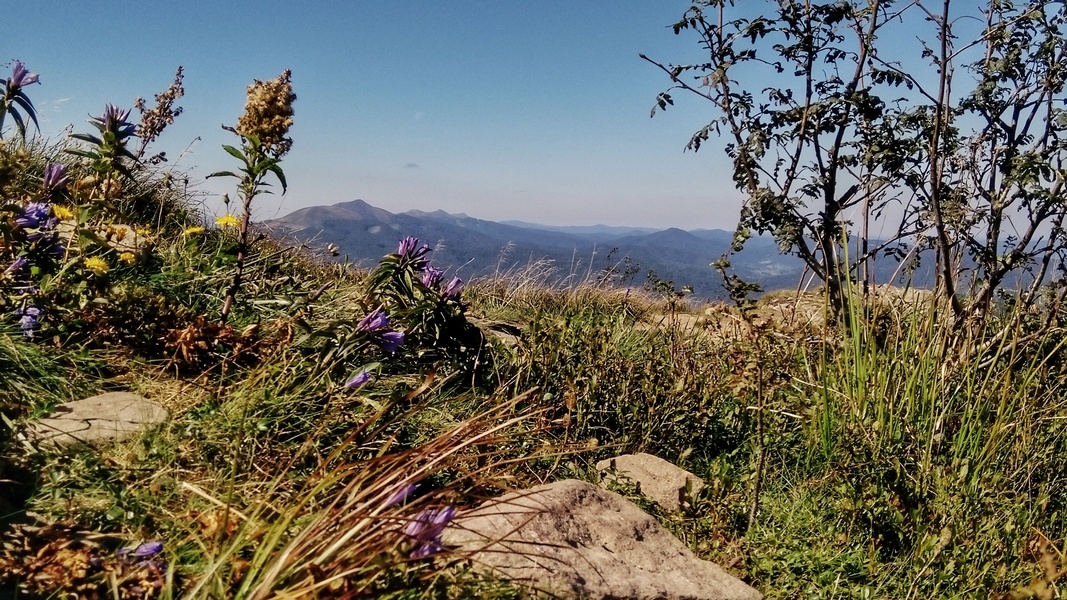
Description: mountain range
xmin=265 ymin=199 xmax=910 ymax=300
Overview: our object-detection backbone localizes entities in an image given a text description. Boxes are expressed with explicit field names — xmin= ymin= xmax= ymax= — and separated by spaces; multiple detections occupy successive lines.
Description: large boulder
xmin=597 ymin=452 xmax=705 ymax=512
xmin=443 ymin=479 xmax=762 ymax=600
xmin=27 ymin=392 xmax=168 ymax=448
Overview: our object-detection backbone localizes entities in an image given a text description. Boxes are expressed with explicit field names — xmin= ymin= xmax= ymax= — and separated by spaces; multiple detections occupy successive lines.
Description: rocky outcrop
xmin=443 ymin=479 xmax=761 ymax=600
xmin=597 ymin=452 xmax=705 ymax=512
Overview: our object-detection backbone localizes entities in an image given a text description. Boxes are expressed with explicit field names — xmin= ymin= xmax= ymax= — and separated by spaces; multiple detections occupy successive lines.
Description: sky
xmin=6 ymin=2 xmax=1004 ymax=232
xmin=7 ymin=1 xmax=738 ymax=230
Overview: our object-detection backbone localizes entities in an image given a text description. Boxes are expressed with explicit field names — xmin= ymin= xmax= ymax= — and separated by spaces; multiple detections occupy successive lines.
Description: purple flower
xmin=4 ymin=256 xmax=27 ymax=275
xmin=98 ymin=103 xmax=136 ymax=137
xmin=42 ymin=163 xmax=69 ymax=194
xmin=378 ymin=330 xmax=404 ymax=353
xmin=404 ymin=506 xmax=456 ymax=559
xmin=15 ymin=202 xmax=52 ymax=229
xmin=420 ymin=265 xmax=444 ymax=289
xmin=387 ymin=483 xmax=419 ymax=507
xmin=6 ymin=61 xmax=39 ymax=91
xmin=131 ymin=541 xmax=164 ymax=558
xmin=17 ymin=306 xmax=41 ymax=338
xmin=397 ymin=236 xmax=420 ymax=257
xmin=443 ymin=276 xmax=463 ymax=300
xmin=345 ymin=370 xmax=373 ymax=389
xmin=118 ymin=541 xmax=167 ymax=578
xmin=356 ymin=308 xmax=389 ymax=333
xmin=397 ymin=236 xmax=431 ymax=269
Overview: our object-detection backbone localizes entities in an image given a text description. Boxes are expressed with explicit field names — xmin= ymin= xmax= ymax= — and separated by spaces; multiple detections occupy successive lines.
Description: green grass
xmin=6 ymin=261 xmax=1067 ymax=598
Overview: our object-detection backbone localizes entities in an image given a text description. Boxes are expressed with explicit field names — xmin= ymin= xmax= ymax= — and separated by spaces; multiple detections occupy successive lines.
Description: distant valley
xmin=265 ymin=199 xmax=912 ymax=300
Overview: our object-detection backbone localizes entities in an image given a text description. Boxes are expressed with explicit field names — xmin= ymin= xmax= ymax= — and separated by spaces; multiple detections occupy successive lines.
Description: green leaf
xmin=64 ymin=148 xmax=99 ymax=161
xmin=12 ymin=94 xmax=39 ymax=132
xmin=206 ymin=170 xmax=241 ymax=180
xmin=8 ymin=109 xmax=26 ymax=137
xmin=266 ymin=163 xmax=288 ymax=194
xmin=223 ymin=144 xmax=249 ymax=164
xmin=70 ymin=133 xmax=104 ymax=146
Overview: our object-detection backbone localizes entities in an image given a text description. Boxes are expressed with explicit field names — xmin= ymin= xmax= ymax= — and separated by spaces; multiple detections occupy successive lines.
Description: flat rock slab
xmin=443 ymin=479 xmax=762 ymax=600
xmin=597 ymin=452 xmax=705 ymax=512
xmin=28 ymin=392 xmax=168 ymax=448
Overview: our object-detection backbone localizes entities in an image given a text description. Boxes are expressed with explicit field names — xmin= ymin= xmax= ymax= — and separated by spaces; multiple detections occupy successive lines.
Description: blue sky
xmin=7 ymin=2 xmax=736 ymax=229
xmin=7 ymin=2 xmax=997 ymax=232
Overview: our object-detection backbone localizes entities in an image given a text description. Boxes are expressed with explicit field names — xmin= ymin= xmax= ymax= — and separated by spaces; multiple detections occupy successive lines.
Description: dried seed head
xmin=236 ymin=69 xmax=296 ymax=158
xmin=136 ymin=66 xmax=185 ymax=159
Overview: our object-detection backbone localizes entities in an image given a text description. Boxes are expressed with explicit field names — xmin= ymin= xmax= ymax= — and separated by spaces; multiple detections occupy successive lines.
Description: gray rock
xmin=469 ymin=317 xmax=522 ymax=348
xmin=28 ymin=392 xmax=168 ymax=448
xmin=443 ymin=479 xmax=762 ymax=600
xmin=55 ymin=222 xmax=151 ymax=257
xmin=597 ymin=452 xmax=705 ymax=512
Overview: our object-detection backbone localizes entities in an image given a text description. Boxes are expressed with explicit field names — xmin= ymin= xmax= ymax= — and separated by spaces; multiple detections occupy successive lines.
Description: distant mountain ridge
xmin=265 ymin=199 xmax=907 ymax=300
xmin=498 ymin=221 xmax=661 ymax=239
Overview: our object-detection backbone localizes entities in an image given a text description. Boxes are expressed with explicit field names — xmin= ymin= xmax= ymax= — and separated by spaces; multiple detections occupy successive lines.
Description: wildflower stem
xmin=220 ymin=175 xmax=257 ymax=324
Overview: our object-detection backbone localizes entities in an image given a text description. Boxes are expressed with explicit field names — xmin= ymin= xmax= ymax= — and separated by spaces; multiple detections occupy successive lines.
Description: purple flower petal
xmin=133 ymin=541 xmax=164 ymax=558
xmin=356 ymin=308 xmax=389 ymax=333
xmin=17 ymin=305 xmax=41 ymax=338
xmin=4 ymin=256 xmax=27 ymax=275
xmin=404 ymin=506 xmax=456 ymax=559
xmin=396 ymin=236 xmax=431 ymax=269
xmin=443 ymin=277 xmax=463 ymax=300
xmin=42 ymin=163 xmax=69 ymax=194
xmin=378 ymin=330 xmax=404 ymax=353
xmin=8 ymin=61 xmax=39 ymax=89
xmin=397 ymin=236 xmax=420 ymax=257
xmin=15 ymin=202 xmax=52 ymax=229
xmin=409 ymin=541 xmax=443 ymax=559
xmin=420 ymin=265 xmax=444 ymax=289
xmin=94 ymin=103 xmax=136 ymax=138
xmin=345 ymin=370 xmax=373 ymax=389
xmin=386 ymin=483 xmax=419 ymax=507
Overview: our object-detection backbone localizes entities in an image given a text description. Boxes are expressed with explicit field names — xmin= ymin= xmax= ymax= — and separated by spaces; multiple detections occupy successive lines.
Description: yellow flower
xmin=216 ymin=214 xmax=240 ymax=228
xmin=183 ymin=226 xmax=205 ymax=236
xmin=119 ymin=252 xmax=137 ymax=265
xmin=135 ymin=226 xmax=151 ymax=237
xmin=107 ymin=224 xmax=129 ymax=241
xmin=84 ymin=257 xmax=110 ymax=276
xmin=52 ymin=204 xmax=76 ymax=221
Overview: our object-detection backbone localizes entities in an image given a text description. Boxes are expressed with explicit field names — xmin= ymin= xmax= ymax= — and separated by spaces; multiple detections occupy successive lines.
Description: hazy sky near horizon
xmin=7 ymin=2 xmax=982 ymax=231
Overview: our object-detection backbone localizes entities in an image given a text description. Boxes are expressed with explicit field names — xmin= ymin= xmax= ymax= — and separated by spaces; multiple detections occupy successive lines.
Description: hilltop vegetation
xmin=2 ymin=1 xmax=1067 ymax=596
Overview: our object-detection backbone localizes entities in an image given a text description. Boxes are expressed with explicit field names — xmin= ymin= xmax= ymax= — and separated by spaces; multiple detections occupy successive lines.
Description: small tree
xmin=645 ymin=0 xmax=1067 ymax=328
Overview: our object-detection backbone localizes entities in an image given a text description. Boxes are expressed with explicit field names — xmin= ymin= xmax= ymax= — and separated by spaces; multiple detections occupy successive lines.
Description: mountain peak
xmin=404 ymin=208 xmax=455 ymax=219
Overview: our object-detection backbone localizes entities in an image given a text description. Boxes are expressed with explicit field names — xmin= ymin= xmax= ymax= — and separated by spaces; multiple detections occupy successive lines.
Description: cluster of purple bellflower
xmin=387 ymin=482 xmax=457 ymax=559
xmin=344 ymin=236 xmax=464 ymax=389
xmin=6 ymin=162 xmax=70 ymax=338
xmin=3 ymin=59 xmax=141 ymax=340
xmin=396 ymin=235 xmax=463 ymax=300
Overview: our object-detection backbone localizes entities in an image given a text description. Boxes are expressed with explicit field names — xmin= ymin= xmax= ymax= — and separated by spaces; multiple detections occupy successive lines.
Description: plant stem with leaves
xmin=210 ymin=136 xmax=288 ymax=324
xmin=208 ymin=70 xmax=294 ymax=324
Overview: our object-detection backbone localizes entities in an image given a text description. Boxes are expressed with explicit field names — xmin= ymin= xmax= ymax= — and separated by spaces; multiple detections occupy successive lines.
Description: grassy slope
xmin=5 ymin=264 xmax=1067 ymax=597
